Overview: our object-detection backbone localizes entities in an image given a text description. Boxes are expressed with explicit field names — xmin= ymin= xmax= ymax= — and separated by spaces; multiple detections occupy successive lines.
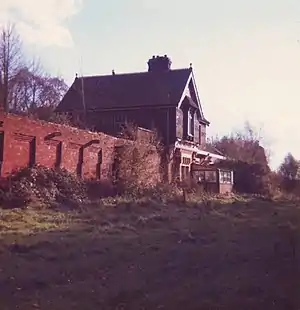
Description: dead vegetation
xmin=0 ymin=125 xmax=164 ymax=210
xmin=115 ymin=124 xmax=163 ymax=193
xmin=0 ymin=196 xmax=300 ymax=309
xmin=0 ymin=166 xmax=107 ymax=209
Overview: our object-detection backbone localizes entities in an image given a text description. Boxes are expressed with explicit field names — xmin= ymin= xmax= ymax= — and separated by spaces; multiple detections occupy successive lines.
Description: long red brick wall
xmin=0 ymin=111 xmax=122 ymax=179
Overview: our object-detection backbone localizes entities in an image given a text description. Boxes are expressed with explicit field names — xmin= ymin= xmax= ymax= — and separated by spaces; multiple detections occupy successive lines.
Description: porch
xmin=173 ymin=140 xmax=233 ymax=194
xmin=191 ymin=164 xmax=233 ymax=194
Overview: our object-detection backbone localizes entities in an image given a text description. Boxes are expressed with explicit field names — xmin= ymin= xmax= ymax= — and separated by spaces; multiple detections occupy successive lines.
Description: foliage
xmin=10 ymin=68 xmax=68 ymax=112
xmin=114 ymin=123 xmax=163 ymax=193
xmin=210 ymin=122 xmax=269 ymax=165
xmin=217 ymin=159 xmax=271 ymax=195
xmin=0 ymin=166 xmax=114 ymax=209
xmin=0 ymin=23 xmax=24 ymax=112
xmin=0 ymin=166 xmax=202 ymax=209
xmin=210 ymin=122 xmax=271 ymax=194
xmin=277 ymin=153 xmax=300 ymax=195
xmin=278 ymin=153 xmax=299 ymax=181
xmin=0 ymin=23 xmax=68 ymax=114
xmin=27 ymin=105 xmax=73 ymax=125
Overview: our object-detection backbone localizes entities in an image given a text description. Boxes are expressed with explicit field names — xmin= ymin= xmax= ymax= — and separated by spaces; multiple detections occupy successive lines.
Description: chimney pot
xmin=147 ymin=55 xmax=172 ymax=72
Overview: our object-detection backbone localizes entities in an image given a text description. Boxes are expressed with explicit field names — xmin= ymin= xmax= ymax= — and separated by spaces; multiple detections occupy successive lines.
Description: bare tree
xmin=9 ymin=58 xmax=68 ymax=114
xmin=0 ymin=23 xmax=68 ymax=118
xmin=38 ymin=76 xmax=68 ymax=107
xmin=209 ymin=121 xmax=271 ymax=165
xmin=10 ymin=66 xmax=42 ymax=111
xmin=0 ymin=23 xmax=24 ymax=112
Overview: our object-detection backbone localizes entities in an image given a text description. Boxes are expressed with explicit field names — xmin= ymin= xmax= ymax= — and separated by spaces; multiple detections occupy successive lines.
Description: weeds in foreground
xmin=0 ymin=165 xmax=232 ymax=210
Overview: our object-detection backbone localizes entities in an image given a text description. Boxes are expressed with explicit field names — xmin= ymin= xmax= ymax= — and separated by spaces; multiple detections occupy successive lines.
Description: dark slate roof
xmin=56 ymin=68 xmax=192 ymax=112
xmin=202 ymin=144 xmax=225 ymax=156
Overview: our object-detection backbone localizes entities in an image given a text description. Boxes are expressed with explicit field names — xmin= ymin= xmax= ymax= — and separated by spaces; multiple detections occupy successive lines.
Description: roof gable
xmin=177 ymin=70 xmax=209 ymax=125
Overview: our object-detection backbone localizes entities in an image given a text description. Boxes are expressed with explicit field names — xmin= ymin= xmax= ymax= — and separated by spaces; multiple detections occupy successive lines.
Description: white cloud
xmin=0 ymin=0 xmax=84 ymax=47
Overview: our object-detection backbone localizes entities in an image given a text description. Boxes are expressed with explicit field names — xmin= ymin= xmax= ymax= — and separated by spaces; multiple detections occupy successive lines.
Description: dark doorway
xmin=0 ymin=132 xmax=4 ymax=175
xmin=112 ymin=146 xmax=123 ymax=182
xmin=96 ymin=149 xmax=102 ymax=179
xmin=55 ymin=142 xmax=62 ymax=169
xmin=29 ymin=137 xmax=36 ymax=168
xmin=76 ymin=147 xmax=84 ymax=177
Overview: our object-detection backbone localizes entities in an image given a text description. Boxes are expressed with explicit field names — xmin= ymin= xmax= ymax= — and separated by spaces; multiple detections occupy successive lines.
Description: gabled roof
xmin=56 ymin=68 xmax=192 ymax=112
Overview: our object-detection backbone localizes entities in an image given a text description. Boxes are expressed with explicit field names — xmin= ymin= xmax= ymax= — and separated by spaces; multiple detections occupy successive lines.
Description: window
xmin=182 ymin=157 xmax=191 ymax=165
xmin=196 ymin=171 xmax=205 ymax=183
xmin=187 ymin=109 xmax=193 ymax=136
xmin=180 ymin=157 xmax=191 ymax=181
xmin=181 ymin=165 xmax=190 ymax=181
xmin=205 ymin=170 xmax=217 ymax=183
xmin=199 ymin=125 xmax=202 ymax=144
xmin=219 ymin=170 xmax=233 ymax=184
xmin=199 ymin=124 xmax=206 ymax=144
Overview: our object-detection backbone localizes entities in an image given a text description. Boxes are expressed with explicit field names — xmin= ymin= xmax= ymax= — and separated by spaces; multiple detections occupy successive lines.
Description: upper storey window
xmin=187 ymin=109 xmax=193 ymax=136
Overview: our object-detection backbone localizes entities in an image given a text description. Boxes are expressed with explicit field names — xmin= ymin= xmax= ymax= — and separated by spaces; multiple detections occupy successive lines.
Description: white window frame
xmin=219 ymin=170 xmax=233 ymax=184
xmin=180 ymin=165 xmax=190 ymax=181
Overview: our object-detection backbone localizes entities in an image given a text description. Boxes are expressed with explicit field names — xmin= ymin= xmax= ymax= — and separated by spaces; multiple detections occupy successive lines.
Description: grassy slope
xmin=0 ymin=197 xmax=300 ymax=310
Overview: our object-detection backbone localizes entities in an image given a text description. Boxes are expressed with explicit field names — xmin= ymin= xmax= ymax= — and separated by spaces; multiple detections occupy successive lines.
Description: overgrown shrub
xmin=0 ymin=165 xmax=113 ymax=209
xmin=216 ymin=159 xmax=271 ymax=195
xmin=115 ymin=124 xmax=162 ymax=192
xmin=209 ymin=122 xmax=274 ymax=195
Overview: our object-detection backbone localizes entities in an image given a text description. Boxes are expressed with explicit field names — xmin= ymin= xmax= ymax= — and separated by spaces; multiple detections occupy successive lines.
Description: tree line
xmin=0 ymin=23 xmax=68 ymax=119
xmin=209 ymin=122 xmax=300 ymax=196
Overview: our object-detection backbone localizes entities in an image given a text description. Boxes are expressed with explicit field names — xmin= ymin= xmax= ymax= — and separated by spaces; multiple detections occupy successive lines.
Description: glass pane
xmin=181 ymin=166 xmax=190 ymax=181
xmin=181 ymin=166 xmax=185 ymax=180
xmin=205 ymin=170 xmax=217 ymax=182
xmin=219 ymin=170 xmax=232 ymax=184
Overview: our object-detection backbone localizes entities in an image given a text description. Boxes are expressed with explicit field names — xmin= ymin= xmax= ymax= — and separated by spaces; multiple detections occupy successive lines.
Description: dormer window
xmin=187 ymin=109 xmax=194 ymax=136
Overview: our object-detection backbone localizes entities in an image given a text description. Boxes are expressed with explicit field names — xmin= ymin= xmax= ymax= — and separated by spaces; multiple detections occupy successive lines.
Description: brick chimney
xmin=147 ymin=55 xmax=172 ymax=72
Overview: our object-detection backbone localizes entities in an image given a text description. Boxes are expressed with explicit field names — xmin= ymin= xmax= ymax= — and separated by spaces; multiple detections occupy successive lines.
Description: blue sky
xmin=1 ymin=0 xmax=300 ymax=169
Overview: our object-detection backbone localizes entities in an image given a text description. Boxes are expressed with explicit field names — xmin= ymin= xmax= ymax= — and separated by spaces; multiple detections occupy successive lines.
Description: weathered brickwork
xmin=0 ymin=111 xmax=159 ymax=181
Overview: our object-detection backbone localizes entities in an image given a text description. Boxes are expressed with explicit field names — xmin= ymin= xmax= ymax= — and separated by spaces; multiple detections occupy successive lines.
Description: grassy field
xmin=0 ymin=196 xmax=300 ymax=310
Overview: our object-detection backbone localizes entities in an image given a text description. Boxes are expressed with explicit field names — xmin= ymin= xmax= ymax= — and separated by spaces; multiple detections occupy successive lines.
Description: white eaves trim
xmin=177 ymin=70 xmax=204 ymax=119
xmin=177 ymin=72 xmax=192 ymax=109
xmin=174 ymin=140 xmax=226 ymax=160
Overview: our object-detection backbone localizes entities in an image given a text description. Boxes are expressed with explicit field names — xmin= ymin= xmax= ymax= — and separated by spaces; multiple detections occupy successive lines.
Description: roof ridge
xmin=79 ymin=68 xmax=191 ymax=79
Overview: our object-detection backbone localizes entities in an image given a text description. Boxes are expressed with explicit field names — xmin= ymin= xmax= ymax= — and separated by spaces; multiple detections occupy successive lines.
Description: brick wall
xmin=0 ymin=111 xmax=162 ymax=182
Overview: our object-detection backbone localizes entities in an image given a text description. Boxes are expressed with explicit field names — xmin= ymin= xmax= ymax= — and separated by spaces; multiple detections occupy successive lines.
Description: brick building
xmin=57 ymin=55 xmax=233 ymax=193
